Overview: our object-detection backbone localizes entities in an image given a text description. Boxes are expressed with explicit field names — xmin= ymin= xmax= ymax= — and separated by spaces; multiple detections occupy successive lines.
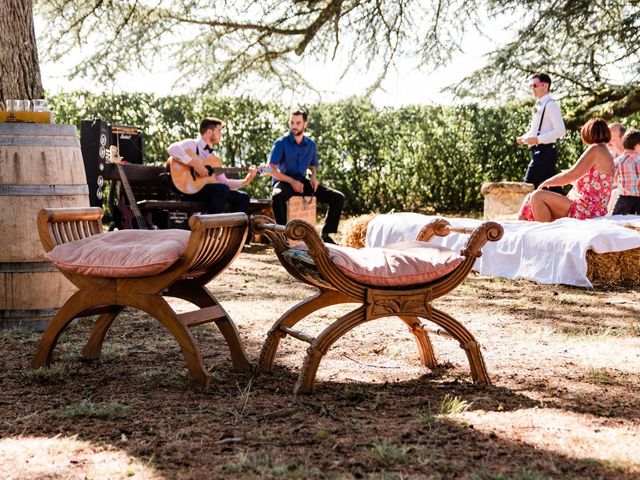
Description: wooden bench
xmin=102 ymin=163 xmax=272 ymax=233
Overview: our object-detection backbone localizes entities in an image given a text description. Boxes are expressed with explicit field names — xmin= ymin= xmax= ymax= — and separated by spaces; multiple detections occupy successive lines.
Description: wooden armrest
xmin=250 ymin=215 xmax=289 ymax=252
xmin=460 ymin=222 xmax=503 ymax=258
xmin=416 ymin=218 xmax=503 ymax=259
xmin=172 ymin=213 xmax=249 ymax=280
xmin=251 ymin=215 xmax=329 ymax=256
xmin=188 ymin=212 xmax=248 ymax=230
xmin=37 ymin=207 xmax=104 ymax=252
xmin=416 ymin=218 xmax=451 ymax=242
xmin=250 ymin=215 xmax=363 ymax=295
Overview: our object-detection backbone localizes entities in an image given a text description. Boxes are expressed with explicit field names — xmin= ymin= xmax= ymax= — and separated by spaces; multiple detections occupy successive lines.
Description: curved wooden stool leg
xmin=166 ymin=284 xmax=251 ymax=372
xmin=212 ymin=313 xmax=251 ymax=373
xmin=430 ymin=307 xmax=491 ymax=385
xmin=295 ymin=305 xmax=367 ymax=395
xmin=399 ymin=316 xmax=437 ymax=368
xmin=258 ymin=290 xmax=352 ymax=373
xmin=125 ymin=294 xmax=211 ymax=388
xmin=82 ymin=307 xmax=125 ymax=360
xmin=31 ymin=290 xmax=102 ymax=369
xmin=167 ymin=281 xmax=214 ymax=307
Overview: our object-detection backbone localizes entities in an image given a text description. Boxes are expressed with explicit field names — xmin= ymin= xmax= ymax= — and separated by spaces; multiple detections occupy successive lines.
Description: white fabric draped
xmin=366 ymin=213 xmax=640 ymax=288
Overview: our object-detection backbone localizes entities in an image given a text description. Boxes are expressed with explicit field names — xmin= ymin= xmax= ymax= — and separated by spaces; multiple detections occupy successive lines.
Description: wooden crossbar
xmin=278 ymin=326 xmax=315 ymax=344
xmin=420 ymin=323 xmax=453 ymax=339
xmin=178 ymin=305 xmax=226 ymax=327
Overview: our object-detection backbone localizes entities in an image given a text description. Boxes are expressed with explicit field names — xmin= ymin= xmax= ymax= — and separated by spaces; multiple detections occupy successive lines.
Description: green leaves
xmin=48 ymin=92 xmax=585 ymax=214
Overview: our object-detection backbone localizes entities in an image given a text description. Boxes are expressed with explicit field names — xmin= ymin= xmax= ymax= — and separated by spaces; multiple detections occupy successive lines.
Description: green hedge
xmin=49 ymin=92 xmax=585 ymax=214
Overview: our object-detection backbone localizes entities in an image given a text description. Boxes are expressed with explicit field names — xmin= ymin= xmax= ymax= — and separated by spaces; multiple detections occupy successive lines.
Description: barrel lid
xmin=0 ymin=123 xmax=77 ymax=136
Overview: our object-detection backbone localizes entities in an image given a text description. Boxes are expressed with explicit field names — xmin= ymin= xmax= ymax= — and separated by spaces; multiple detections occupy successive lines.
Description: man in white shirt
xmin=517 ymin=72 xmax=566 ymax=194
xmin=167 ymin=117 xmax=257 ymax=213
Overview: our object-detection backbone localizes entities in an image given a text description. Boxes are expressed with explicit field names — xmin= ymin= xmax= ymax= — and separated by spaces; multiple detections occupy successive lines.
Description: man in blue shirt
xmin=268 ymin=108 xmax=344 ymax=244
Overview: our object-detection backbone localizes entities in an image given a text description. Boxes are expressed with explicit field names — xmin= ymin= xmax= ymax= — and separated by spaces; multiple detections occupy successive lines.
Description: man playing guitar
xmin=167 ymin=117 xmax=258 ymax=213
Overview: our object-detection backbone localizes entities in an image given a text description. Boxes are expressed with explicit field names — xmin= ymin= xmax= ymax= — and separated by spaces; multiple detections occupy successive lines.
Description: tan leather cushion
xmin=289 ymin=240 xmax=464 ymax=287
xmin=47 ymin=229 xmax=191 ymax=278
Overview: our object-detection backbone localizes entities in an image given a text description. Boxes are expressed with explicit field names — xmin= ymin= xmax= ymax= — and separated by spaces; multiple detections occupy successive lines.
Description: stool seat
xmin=282 ymin=241 xmax=464 ymax=288
xmin=47 ymin=229 xmax=190 ymax=278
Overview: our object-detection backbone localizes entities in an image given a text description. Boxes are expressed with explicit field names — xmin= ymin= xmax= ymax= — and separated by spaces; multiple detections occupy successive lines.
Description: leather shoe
xmin=321 ymin=235 xmax=337 ymax=245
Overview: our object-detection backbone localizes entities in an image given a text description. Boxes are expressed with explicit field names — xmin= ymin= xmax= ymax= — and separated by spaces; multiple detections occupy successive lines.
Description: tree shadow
xmin=2 ymin=315 xmax=638 ymax=479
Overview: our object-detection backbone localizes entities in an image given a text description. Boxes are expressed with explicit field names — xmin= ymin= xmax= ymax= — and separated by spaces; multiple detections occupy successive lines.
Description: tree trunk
xmin=0 ymin=0 xmax=44 ymax=109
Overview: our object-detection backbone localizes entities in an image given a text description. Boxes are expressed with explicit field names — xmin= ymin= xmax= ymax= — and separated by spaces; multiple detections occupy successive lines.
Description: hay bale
xmin=340 ymin=214 xmax=377 ymax=248
xmin=587 ymin=224 xmax=640 ymax=287
xmin=480 ymin=181 xmax=533 ymax=221
xmin=586 ymin=250 xmax=624 ymax=286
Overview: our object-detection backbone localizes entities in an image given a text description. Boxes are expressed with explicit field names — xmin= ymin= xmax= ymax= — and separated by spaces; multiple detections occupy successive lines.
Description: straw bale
xmin=586 ymin=250 xmax=624 ymax=286
xmin=586 ymin=224 xmax=640 ymax=287
xmin=341 ymin=214 xmax=377 ymax=248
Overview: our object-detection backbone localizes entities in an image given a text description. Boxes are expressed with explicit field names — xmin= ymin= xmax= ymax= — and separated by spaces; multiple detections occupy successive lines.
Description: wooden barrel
xmin=0 ymin=124 xmax=89 ymax=331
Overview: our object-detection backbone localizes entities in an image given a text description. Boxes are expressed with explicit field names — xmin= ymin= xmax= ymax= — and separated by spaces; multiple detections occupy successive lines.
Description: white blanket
xmin=366 ymin=213 xmax=640 ymax=288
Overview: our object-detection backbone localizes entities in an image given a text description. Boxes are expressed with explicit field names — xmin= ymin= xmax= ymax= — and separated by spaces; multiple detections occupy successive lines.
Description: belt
xmin=530 ymin=143 xmax=556 ymax=150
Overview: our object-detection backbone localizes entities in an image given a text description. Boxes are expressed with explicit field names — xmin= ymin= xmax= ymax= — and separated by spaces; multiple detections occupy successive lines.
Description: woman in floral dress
xmin=518 ymin=117 xmax=614 ymax=222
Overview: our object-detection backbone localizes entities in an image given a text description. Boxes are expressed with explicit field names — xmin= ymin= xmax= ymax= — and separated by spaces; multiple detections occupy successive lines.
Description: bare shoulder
xmin=591 ymin=144 xmax=615 ymax=174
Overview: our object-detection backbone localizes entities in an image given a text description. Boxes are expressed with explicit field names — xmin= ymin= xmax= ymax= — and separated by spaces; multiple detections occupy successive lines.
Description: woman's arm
xmin=538 ymin=145 xmax=596 ymax=189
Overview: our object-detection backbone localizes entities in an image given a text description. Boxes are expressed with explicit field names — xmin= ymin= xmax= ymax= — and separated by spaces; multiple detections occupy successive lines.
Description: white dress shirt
xmin=167 ymin=137 xmax=244 ymax=190
xmin=523 ymin=94 xmax=566 ymax=145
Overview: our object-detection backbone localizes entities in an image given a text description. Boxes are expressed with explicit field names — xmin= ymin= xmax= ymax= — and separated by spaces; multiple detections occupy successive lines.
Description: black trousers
xmin=186 ymin=183 xmax=250 ymax=214
xmin=272 ymin=179 xmax=344 ymax=236
xmin=612 ymin=195 xmax=640 ymax=215
xmin=524 ymin=144 xmax=564 ymax=195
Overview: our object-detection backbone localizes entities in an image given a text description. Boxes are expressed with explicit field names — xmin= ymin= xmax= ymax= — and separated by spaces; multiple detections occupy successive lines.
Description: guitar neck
xmin=210 ymin=167 xmax=247 ymax=174
xmin=116 ymin=163 xmax=149 ymax=230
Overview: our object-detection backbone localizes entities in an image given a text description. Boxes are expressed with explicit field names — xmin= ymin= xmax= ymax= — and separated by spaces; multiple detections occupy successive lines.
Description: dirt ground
xmin=1 ymin=241 xmax=639 ymax=479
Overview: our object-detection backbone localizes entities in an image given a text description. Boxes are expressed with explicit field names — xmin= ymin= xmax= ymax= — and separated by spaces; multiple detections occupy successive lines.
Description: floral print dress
xmin=519 ymin=166 xmax=613 ymax=221
xmin=566 ymin=167 xmax=613 ymax=220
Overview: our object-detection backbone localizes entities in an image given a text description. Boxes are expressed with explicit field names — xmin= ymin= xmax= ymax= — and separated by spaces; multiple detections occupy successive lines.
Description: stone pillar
xmin=480 ymin=182 xmax=533 ymax=221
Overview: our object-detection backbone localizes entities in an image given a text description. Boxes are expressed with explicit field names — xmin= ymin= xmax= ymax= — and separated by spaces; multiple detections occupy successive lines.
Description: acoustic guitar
xmin=168 ymin=151 xmax=271 ymax=195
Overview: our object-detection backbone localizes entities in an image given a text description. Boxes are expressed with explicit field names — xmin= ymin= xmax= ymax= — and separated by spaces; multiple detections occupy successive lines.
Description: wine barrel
xmin=0 ymin=124 xmax=89 ymax=331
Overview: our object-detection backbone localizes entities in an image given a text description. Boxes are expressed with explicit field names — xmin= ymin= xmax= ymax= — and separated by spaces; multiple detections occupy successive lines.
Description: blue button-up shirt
xmin=268 ymin=132 xmax=318 ymax=181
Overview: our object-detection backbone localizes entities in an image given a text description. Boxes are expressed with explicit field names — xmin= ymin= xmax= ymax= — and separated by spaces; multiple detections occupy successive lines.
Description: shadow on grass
xmin=1 ymin=316 xmax=638 ymax=479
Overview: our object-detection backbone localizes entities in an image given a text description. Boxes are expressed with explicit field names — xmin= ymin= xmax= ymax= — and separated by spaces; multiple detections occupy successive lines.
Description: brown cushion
xmin=46 ymin=229 xmax=191 ymax=278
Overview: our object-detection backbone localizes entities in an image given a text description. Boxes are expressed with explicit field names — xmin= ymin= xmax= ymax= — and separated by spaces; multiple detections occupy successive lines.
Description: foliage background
xmin=49 ymin=92 xmax=588 ymax=214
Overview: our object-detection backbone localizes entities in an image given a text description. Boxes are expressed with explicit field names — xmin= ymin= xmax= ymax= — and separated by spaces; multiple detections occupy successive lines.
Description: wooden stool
xmin=31 ymin=207 xmax=251 ymax=388
xmin=252 ymin=216 xmax=503 ymax=394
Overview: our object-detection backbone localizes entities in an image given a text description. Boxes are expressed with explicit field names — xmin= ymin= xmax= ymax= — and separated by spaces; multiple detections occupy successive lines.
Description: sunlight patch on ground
xmin=0 ymin=436 xmax=163 ymax=480
xmin=459 ymin=408 xmax=640 ymax=469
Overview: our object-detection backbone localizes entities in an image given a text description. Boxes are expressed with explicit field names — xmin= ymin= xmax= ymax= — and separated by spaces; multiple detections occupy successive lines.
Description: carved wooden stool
xmin=252 ymin=216 xmax=503 ymax=394
xmin=32 ymin=207 xmax=251 ymax=388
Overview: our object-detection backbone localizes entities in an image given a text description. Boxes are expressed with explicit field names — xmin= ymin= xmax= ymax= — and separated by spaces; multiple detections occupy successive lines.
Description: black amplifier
xmin=80 ymin=119 xmax=145 ymax=207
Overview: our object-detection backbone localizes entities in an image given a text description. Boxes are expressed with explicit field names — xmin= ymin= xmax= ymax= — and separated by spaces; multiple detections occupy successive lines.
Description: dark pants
xmin=272 ymin=179 xmax=344 ymax=236
xmin=524 ymin=144 xmax=564 ymax=195
xmin=612 ymin=195 xmax=640 ymax=215
xmin=186 ymin=183 xmax=250 ymax=214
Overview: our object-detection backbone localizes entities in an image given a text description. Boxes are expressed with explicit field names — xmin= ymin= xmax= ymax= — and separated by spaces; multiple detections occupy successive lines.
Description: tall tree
xmin=35 ymin=0 xmax=640 ymax=123
xmin=0 ymin=0 xmax=44 ymax=106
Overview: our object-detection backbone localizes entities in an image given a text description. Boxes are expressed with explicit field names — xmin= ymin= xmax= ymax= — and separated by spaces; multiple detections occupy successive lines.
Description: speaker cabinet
xmin=80 ymin=119 xmax=110 ymax=207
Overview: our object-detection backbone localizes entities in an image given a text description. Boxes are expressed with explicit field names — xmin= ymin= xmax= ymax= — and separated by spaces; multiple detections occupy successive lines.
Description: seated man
xmin=167 ymin=117 xmax=257 ymax=213
xmin=267 ymin=107 xmax=344 ymax=244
